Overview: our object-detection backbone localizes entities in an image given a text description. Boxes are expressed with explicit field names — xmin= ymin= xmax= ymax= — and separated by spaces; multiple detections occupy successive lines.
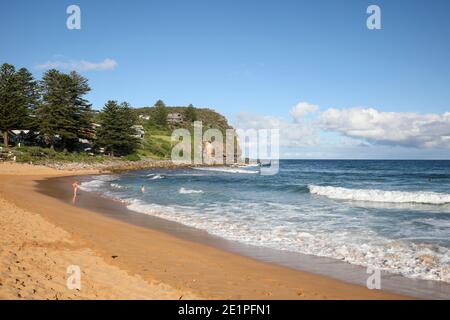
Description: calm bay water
xmin=80 ymin=160 xmax=450 ymax=283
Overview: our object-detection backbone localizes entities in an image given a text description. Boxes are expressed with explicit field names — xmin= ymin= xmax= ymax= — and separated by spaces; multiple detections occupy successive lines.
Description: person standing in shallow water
xmin=72 ymin=181 xmax=80 ymax=196
xmin=141 ymin=185 xmax=145 ymax=193
xmin=72 ymin=181 xmax=80 ymax=204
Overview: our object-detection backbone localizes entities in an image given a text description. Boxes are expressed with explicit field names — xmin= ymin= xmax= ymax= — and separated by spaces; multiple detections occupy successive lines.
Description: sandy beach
xmin=0 ymin=162 xmax=409 ymax=300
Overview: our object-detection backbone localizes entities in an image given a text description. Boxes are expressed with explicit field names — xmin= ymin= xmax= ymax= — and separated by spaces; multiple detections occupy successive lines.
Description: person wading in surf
xmin=72 ymin=181 xmax=80 ymax=204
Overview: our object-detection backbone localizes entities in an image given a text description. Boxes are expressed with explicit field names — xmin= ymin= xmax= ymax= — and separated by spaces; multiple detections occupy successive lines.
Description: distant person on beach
xmin=141 ymin=185 xmax=145 ymax=193
xmin=72 ymin=181 xmax=80 ymax=204
xmin=72 ymin=181 xmax=80 ymax=196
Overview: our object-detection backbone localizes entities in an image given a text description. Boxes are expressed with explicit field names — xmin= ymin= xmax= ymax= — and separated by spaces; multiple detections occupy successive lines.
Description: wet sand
xmin=0 ymin=163 xmax=410 ymax=299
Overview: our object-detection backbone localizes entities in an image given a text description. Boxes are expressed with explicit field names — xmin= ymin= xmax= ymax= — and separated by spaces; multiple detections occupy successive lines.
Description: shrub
xmin=16 ymin=153 xmax=32 ymax=163
xmin=125 ymin=153 xmax=141 ymax=161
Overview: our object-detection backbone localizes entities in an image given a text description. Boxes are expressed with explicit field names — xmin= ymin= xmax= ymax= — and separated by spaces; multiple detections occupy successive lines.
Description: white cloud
xmin=233 ymin=112 xmax=319 ymax=148
xmin=290 ymin=102 xmax=319 ymax=122
xmin=234 ymin=103 xmax=450 ymax=152
xmin=36 ymin=58 xmax=117 ymax=72
xmin=319 ymin=107 xmax=450 ymax=149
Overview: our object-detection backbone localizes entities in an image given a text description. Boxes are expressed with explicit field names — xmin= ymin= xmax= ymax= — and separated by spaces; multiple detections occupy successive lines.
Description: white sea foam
xmin=124 ymin=198 xmax=450 ymax=283
xmin=309 ymin=185 xmax=450 ymax=205
xmin=79 ymin=175 xmax=117 ymax=192
xmin=179 ymin=187 xmax=203 ymax=194
xmin=110 ymin=183 xmax=126 ymax=190
xmin=79 ymin=180 xmax=105 ymax=192
xmin=149 ymin=174 xmax=164 ymax=180
xmin=194 ymin=167 xmax=259 ymax=174
xmin=238 ymin=163 xmax=260 ymax=168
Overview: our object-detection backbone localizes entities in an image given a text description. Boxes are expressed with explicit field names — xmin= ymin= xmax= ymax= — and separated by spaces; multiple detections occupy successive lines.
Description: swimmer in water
xmin=141 ymin=185 xmax=145 ymax=193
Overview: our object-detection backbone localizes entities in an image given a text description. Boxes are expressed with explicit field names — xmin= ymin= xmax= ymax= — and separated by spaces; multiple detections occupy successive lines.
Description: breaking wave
xmin=194 ymin=167 xmax=259 ymax=174
xmin=79 ymin=175 xmax=117 ymax=192
xmin=148 ymin=174 xmax=164 ymax=180
xmin=179 ymin=187 xmax=204 ymax=194
xmin=308 ymin=185 xmax=450 ymax=205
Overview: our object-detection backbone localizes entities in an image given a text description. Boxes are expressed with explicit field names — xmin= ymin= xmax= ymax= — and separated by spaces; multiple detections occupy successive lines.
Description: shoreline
xmin=0 ymin=162 xmax=410 ymax=299
xmin=0 ymin=163 xmax=199 ymax=300
xmin=40 ymin=177 xmax=450 ymax=300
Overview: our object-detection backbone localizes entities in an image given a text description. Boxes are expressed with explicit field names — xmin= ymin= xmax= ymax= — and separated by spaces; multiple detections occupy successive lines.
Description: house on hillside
xmin=139 ymin=114 xmax=150 ymax=121
xmin=132 ymin=125 xmax=145 ymax=139
xmin=7 ymin=130 xmax=32 ymax=146
xmin=167 ymin=112 xmax=183 ymax=124
xmin=78 ymin=138 xmax=93 ymax=152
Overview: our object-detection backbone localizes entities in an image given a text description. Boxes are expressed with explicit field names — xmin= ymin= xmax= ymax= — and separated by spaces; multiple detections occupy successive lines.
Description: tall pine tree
xmin=96 ymin=101 xmax=139 ymax=156
xmin=185 ymin=104 xmax=197 ymax=122
xmin=0 ymin=63 xmax=36 ymax=146
xmin=16 ymin=67 xmax=39 ymax=130
xmin=37 ymin=69 xmax=93 ymax=150
xmin=153 ymin=99 xmax=168 ymax=126
xmin=68 ymin=71 xmax=94 ymax=145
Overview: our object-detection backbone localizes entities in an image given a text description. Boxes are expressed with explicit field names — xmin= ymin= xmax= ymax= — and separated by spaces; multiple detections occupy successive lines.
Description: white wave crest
xmin=110 ymin=183 xmax=126 ymax=190
xmin=79 ymin=175 xmax=117 ymax=192
xmin=79 ymin=180 xmax=105 ymax=192
xmin=194 ymin=167 xmax=259 ymax=174
xmin=308 ymin=185 xmax=450 ymax=205
xmin=149 ymin=174 xmax=164 ymax=180
xmin=179 ymin=187 xmax=203 ymax=194
xmin=238 ymin=163 xmax=260 ymax=168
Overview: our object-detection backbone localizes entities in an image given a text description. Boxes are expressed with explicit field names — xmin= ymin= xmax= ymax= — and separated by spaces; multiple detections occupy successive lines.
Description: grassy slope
xmin=135 ymin=106 xmax=234 ymax=159
xmin=138 ymin=126 xmax=173 ymax=159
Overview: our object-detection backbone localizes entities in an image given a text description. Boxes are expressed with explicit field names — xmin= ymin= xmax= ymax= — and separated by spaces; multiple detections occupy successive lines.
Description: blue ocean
xmin=80 ymin=160 xmax=450 ymax=283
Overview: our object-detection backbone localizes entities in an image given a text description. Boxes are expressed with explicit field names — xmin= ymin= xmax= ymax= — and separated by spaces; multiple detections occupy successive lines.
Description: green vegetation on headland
xmin=0 ymin=62 xmax=238 ymax=164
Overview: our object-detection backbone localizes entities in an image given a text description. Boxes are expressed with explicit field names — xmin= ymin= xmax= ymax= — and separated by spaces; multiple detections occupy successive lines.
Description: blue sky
xmin=1 ymin=0 xmax=450 ymax=159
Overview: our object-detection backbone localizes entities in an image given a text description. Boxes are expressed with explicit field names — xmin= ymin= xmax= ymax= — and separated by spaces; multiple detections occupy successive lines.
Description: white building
xmin=132 ymin=125 xmax=145 ymax=139
xmin=167 ymin=112 xmax=183 ymax=124
xmin=139 ymin=114 xmax=150 ymax=121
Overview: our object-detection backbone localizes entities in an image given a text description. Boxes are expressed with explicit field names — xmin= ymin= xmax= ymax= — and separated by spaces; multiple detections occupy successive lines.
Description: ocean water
xmin=80 ymin=160 xmax=450 ymax=283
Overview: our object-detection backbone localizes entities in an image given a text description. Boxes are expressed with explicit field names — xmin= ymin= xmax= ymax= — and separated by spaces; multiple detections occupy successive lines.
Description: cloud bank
xmin=235 ymin=102 xmax=450 ymax=151
xmin=290 ymin=102 xmax=319 ymax=122
xmin=234 ymin=112 xmax=319 ymax=148
xmin=319 ymin=108 xmax=450 ymax=149
xmin=36 ymin=58 xmax=117 ymax=72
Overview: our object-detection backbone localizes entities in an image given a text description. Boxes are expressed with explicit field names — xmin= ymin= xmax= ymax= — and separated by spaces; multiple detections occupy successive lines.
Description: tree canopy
xmin=185 ymin=104 xmax=197 ymax=122
xmin=152 ymin=99 xmax=168 ymax=126
xmin=0 ymin=63 xmax=37 ymax=146
xmin=96 ymin=100 xmax=139 ymax=156
xmin=37 ymin=69 xmax=93 ymax=150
